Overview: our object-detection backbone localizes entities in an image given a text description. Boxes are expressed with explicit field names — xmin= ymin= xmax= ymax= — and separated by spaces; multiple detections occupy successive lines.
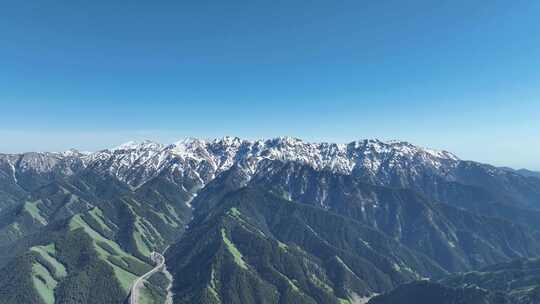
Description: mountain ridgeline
xmin=0 ymin=137 xmax=539 ymax=303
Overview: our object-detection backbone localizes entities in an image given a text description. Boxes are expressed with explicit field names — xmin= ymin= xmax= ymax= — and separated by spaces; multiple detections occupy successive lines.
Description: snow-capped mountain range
xmin=0 ymin=137 xmax=462 ymax=190
xmin=7 ymin=135 xmax=540 ymax=212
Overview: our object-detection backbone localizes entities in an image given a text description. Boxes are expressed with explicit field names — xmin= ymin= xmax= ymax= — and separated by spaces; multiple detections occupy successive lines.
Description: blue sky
xmin=1 ymin=1 xmax=539 ymax=169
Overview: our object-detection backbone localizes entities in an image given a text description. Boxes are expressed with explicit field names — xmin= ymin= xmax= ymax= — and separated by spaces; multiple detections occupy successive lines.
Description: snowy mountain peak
xmin=214 ymin=136 xmax=243 ymax=146
xmin=171 ymin=137 xmax=211 ymax=157
xmin=269 ymin=136 xmax=304 ymax=146
xmin=176 ymin=137 xmax=206 ymax=144
xmin=112 ymin=140 xmax=163 ymax=152
xmin=61 ymin=148 xmax=84 ymax=157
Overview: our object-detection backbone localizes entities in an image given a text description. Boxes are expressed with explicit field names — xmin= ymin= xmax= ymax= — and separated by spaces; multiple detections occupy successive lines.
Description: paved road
xmin=129 ymin=252 xmax=165 ymax=304
xmin=161 ymin=247 xmax=174 ymax=304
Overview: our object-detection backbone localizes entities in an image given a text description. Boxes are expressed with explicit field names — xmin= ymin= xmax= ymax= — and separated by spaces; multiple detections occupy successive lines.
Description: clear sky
xmin=1 ymin=1 xmax=539 ymax=169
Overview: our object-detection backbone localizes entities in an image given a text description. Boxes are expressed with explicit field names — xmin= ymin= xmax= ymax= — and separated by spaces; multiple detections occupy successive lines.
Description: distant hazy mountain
xmin=518 ymin=169 xmax=540 ymax=179
xmin=0 ymin=137 xmax=539 ymax=303
xmin=515 ymin=169 xmax=540 ymax=178
xmin=502 ymin=167 xmax=540 ymax=179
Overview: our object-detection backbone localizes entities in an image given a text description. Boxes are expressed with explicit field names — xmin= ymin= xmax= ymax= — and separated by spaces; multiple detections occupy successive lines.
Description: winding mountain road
xmin=129 ymin=252 xmax=165 ymax=304
xmin=161 ymin=246 xmax=174 ymax=304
